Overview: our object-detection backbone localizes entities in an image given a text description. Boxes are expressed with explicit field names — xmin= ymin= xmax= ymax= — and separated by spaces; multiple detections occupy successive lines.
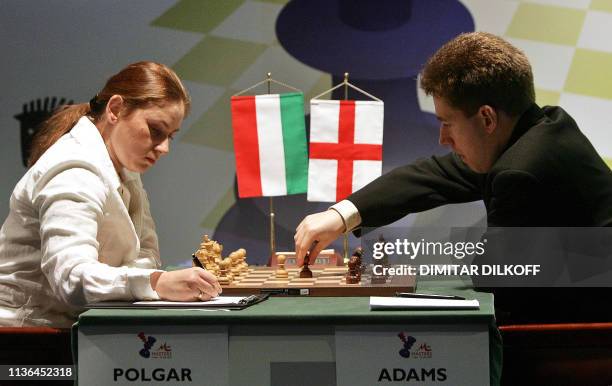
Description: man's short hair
xmin=420 ymin=32 xmax=535 ymax=117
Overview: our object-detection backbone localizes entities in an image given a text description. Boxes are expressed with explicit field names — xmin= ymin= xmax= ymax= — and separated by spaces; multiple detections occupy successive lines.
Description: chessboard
xmin=220 ymin=266 xmax=415 ymax=297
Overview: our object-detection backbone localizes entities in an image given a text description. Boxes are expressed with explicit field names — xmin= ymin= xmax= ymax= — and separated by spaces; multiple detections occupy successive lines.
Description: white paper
xmin=134 ymin=296 xmax=249 ymax=307
xmin=369 ymin=296 xmax=480 ymax=310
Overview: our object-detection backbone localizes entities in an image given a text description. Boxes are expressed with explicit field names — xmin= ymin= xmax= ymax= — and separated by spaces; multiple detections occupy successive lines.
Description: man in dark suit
xmin=294 ymin=32 xmax=612 ymax=322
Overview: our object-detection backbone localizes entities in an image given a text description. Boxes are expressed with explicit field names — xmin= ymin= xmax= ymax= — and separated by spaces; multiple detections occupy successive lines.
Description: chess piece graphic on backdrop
xmin=14 ymin=97 xmax=73 ymax=167
xmin=213 ymin=0 xmax=474 ymax=263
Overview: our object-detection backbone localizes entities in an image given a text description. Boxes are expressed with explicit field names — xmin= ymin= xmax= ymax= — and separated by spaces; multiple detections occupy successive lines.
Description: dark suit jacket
xmin=349 ymin=104 xmax=612 ymax=228
xmin=348 ymin=104 xmax=612 ymax=323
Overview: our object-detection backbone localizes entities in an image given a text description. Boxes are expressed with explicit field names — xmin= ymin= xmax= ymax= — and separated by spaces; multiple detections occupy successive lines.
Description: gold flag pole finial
xmin=343 ymin=73 xmax=349 ymax=100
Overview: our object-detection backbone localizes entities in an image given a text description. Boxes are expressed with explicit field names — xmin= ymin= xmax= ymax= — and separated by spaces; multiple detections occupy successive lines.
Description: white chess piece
xmin=276 ymin=254 xmax=289 ymax=279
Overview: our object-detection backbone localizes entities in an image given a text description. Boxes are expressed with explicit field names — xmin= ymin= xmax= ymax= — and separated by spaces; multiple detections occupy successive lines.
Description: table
xmin=73 ymin=281 xmax=501 ymax=386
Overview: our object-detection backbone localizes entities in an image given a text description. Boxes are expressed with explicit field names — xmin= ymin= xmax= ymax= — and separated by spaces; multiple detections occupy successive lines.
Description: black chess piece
xmin=371 ymin=238 xmax=388 ymax=284
xmin=353 ymin=246 xmax=366 ymax=274
xmin=352 ymin=248 xmax=363 ymax=282
xmin=346 ymin=247 xmax=363 ymax=284
xmin=299 ymin=253 xmax=313 ymax=278
xmin=346 ymin=254 xmax=360 ymax=284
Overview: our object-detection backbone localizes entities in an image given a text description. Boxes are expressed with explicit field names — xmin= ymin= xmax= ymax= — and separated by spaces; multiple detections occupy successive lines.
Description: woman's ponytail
xmin=27 ymin=103 xmax=91 ymax=167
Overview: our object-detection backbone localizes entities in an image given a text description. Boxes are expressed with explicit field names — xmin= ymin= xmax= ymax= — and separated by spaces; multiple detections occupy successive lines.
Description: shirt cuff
xmin=330 ymin=200 xmax=362 ymax=234
xmin=127 ymin=268 xmax=163 ymax=300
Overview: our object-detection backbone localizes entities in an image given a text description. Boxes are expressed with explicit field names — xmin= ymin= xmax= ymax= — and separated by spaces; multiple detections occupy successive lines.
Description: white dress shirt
xmin=0 ymin=117 xmax=162 ymax=327
xmin=330 ymin=200 xmax=362 ymax=233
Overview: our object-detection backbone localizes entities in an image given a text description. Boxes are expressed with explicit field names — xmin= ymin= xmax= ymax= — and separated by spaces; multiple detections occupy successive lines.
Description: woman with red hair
xmin=0 ymin=62 xmax=220 ymax=327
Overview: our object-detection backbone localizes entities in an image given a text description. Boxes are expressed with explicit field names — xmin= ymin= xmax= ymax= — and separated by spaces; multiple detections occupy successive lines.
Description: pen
xmin=395 ymin=292 xmax=466 ymax=300
xmin=192 ymin=253 xmax=205 ymax=269
xmin=238 ymin=295 xmax=259 ymax=305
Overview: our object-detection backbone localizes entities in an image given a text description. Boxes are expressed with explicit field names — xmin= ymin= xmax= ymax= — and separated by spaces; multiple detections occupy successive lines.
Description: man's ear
xmin=479 ymin=105 xmax=497 ymax=134
xmin=105 ymin=95 xmax=124 ymax=124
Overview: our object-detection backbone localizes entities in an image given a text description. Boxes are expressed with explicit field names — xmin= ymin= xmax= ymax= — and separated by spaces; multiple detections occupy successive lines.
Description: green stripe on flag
xmin=280 ymin=93 xmax=308 ymax=194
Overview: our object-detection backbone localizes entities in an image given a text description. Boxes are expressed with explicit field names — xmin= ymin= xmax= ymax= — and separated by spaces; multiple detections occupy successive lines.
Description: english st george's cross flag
xmin=307 ymin=99 xmax=384 ymax=202
xmin=231 ymin=93 xmax=308 ymax=198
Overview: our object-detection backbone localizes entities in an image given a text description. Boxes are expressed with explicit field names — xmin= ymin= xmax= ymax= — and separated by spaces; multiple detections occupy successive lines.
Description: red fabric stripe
xmin=309 ymin=143 xmax=383 ymax=160
xmin=336 ymin=101 xmax=356 ymax=201
xmin=338 ymin=100 xmax=355 ymax=144
xmin=231 ymin=96 xmax=262 ymax=197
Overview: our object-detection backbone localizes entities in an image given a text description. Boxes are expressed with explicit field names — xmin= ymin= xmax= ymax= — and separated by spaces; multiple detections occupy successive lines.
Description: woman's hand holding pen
xmin=150 ymin=268 xmax=222 ymax=301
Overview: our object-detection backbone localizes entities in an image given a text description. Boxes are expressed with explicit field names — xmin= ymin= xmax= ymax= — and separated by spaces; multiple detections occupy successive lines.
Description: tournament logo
xmin=137 ymin=332 xmax=173 ymax=359
xmin=137 ymin=332 xmax=156 ymax=358
xmin=397 ymin=332 xmax=416 ymax=358
xmin=397 ymin=332 xmax=432 ymax=359
xmin=152 ymin=342 xmax=173 ymax=359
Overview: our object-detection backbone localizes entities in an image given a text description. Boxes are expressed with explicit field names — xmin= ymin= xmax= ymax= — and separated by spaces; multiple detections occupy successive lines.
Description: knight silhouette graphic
xmin=14 ymin=97 xmax=73 ymax=167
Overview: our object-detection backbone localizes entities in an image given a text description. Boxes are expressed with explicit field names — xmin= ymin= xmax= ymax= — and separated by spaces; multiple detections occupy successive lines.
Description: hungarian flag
xmin=307 ymin=99 xmax=384 ymax=202
xmin=231 ymin=93 xmax=308 ymax=198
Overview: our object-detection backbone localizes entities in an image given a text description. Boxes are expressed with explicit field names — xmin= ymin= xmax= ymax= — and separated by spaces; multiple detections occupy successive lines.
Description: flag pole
xmin=342 ymin=72 xmax=350 ymax=264
xmin=232 ymin=74 xmax=302 ymax=264
xmin=267 ymin=72 xmax=277 ymax=260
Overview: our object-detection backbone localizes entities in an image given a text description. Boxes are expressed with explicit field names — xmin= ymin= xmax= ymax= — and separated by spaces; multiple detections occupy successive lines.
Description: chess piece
xmin=371 ymin=235 xmax=389 ymax=284
xmin=211 ymin=244 xmax=223 ymax=276
xmin=299 ymin=253 xmax=313 ymax=278
xmin=213 ymin=257 xmax=222 ymax=276
xmin=200 ymin=234 xmax=212 ymax=249
xmin=276 ymin=254 xmax=289 ymax=279
xmin=351 ymin=247 xmax=366 ymax=274
xmin=352 ymin=247 xmax=363 ymax=281
xmin=193 ymin=249 xmax=206 ymax=268
xmin=197 ymin=235 xmax=212 ymax=257
xmin=213 ymin=242 xmax=223 ymax=258
xmin=346 ymin=254 xmax=360 ymax=284
xmin=194 ymin=234 xmax=211 ymax=268
xmin=194 ymin=234 xmax=225 ymax=275
xmin=238 ymin=248 xmax=249 ymax=273
xmin=230 ymin=251 xmax=241 ymax=278
xmin=218 ymin=258 xmax=230 ymax=286
xmin=222 ymin=257 xmax=234 ymax=282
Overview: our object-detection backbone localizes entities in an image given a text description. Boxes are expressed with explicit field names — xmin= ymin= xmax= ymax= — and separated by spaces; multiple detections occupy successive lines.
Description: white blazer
xmin=0 ymin=116 xmax=162 ymax=327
